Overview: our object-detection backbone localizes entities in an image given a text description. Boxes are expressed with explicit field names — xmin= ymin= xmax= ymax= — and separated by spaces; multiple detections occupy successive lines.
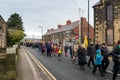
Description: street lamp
xmin=38 ymin=26 xmax=43 ymax=40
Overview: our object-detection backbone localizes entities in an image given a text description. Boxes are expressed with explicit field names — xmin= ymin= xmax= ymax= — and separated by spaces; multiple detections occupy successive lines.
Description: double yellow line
xmin=24 ymin=46 xmax=57 ymax=80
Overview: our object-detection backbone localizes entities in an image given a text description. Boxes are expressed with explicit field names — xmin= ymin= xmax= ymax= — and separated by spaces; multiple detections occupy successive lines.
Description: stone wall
xmin=94 ymin=0 xmax=120 ymax=45
xmin=0 ymin=59 xmax=6 ymax=79
xmin=0 ymin=47 xmax=17 ymax=80
xmin=114 ymin=4 xmax=120 ymax=43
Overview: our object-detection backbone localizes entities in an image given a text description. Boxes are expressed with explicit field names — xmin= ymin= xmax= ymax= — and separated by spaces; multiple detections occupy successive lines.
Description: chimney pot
xmin=58 ymin=25 xmax=62 ymax=29
xmin=47 ymin=29 xmax=50 ymax=32
xmin=66 ymin=20 xmax=71 ymax=25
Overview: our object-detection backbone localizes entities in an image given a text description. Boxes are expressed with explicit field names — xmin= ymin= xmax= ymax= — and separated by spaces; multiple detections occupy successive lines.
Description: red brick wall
xmin=73 ymin=18 xmax=94 ymax=42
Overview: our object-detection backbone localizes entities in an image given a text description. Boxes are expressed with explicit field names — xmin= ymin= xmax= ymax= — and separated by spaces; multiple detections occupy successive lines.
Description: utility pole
xmin=81 ymin=9 xmax=84 ymax=43
xmin=79 ymin=8 xmax=81 ymax=44
xmin=88 ymin=0 xmax=90 ymax=44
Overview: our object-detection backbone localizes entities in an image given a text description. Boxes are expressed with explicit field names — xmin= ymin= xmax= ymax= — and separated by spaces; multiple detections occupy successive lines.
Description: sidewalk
xmin=16 ymin=46 xmax=34 ymax=80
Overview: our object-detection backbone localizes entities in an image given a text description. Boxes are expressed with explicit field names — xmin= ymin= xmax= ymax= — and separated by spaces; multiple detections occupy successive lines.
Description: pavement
xmin=16 ymin=46 xmax=56 ymax=80
xmin=16 ymin=46 xmax=35 ymax=80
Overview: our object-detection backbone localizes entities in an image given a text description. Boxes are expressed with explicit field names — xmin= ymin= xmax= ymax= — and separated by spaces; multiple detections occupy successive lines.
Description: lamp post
xmin=88 ymin=0 xmax=90 ymax=44
xmin=38 ymin=26 xmax=43 ymax=40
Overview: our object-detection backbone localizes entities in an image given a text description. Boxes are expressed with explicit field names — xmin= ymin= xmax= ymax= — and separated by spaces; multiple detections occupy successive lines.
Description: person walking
xmin=87 ymin=42 xmax=95 ymax=67
xmin=92 ymin=49 xmax=104 ymax=77
xmin=41 ymin=43 xmax=46 ymax=55
xmin=45 ymin=42 xmax=49 ymax=56
xmin=58 ymin=44 xmax=62 ymax=61
xmin=72 ymin=44 xmax=78 ymax=64
xmin=78 ymin=44 xmax=87 ymax=70
xmin=45 ymin=41 xmax=52 ymax=57
xmin=64 ymin=45 xmax=68 ymax=57
xmin=54 ymin=43 xmax=58 ymax=56
xmin=111 ymin=40 xmax=120 ymax=80
xmin=69 ymin=44 xmax=73 ymax=60
xmin=101 ymin=43 xmax=109 ymax=73
xmin=95 ymin=41 xmax=101 ymax=50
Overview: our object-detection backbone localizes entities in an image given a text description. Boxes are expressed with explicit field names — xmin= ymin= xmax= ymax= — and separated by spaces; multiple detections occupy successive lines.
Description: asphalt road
xmin=26 ymin=47 xmax=120 ymax=80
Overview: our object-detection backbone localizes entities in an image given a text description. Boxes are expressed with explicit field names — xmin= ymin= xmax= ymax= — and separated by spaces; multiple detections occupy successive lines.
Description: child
xmin=54 ymin=44 xmax=58 ymax=56
xmin=92 ymin=49 xmax=104 ymax=77
xmin=58 ymin=45 xmax=62 ymax=61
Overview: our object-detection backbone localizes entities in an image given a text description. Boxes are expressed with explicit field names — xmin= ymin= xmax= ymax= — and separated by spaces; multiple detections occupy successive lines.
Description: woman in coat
xmin=77 ymin=44 xmax=87 ymax=70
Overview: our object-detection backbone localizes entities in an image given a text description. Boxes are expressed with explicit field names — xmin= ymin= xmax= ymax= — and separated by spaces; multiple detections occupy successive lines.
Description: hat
xmin=96 ymin=49 xmax=101 ymax=54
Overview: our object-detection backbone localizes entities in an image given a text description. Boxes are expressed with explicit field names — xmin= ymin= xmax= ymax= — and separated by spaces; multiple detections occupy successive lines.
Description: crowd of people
xmin=24 ymin=39 xmax=120 ymax=80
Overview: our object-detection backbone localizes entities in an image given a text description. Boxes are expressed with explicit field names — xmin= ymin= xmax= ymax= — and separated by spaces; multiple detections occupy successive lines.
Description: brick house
xmin=0 ymin=15 xmax=7 ymax=58
xmin=43 ymin=17 xmax=94 ymax=45
xmin=93 ymin=0 xmax=120 ymax=46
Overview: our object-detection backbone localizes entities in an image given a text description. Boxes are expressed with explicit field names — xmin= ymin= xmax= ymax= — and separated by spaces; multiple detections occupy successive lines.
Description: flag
xmin=83 ymin=35 xmax=88 ymax=48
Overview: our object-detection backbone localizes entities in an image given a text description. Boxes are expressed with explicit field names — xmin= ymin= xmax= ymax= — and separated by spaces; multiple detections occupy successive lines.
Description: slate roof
xmin=44 ymin=21 xmax=79 ymax=36
xmin=93 ymin=1 xmax=102 ymax=8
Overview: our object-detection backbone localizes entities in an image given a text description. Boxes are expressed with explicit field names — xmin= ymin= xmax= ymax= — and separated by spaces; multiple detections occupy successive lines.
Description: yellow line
xmin=23 ymin=49 xmax=41 ymax=80
xmin=24 ymin=46 xmax=57 ymax=80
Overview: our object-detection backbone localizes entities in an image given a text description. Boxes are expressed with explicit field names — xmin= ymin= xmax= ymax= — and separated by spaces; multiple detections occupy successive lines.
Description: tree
xmin=7 ymin=29 xmax=25 ymax=46
xmin=7 ymin=13 xmax=25 ymax=46
xmin=7 ymin=13 xmax=24 ymax=31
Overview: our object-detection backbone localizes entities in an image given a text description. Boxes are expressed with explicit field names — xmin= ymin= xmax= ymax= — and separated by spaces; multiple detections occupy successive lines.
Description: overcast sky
xmin=0 ymin=0 xmax=99 ymax=39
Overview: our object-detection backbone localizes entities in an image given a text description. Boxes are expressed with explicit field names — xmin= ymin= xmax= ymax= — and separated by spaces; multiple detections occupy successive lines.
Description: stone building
xmin=93 ymin=0 xmax=120 ymax=46
xmin=0 ymin=15 xmax=7 ymax=58
xmin=0 ymin=15 xmax=16 ymax=80
xmin=43 ymin=17 xmax=94 ymax=45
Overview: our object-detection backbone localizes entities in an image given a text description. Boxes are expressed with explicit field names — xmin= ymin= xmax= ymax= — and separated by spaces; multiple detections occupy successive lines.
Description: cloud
xmin=0 ymin=0 xmax=99 ymax=39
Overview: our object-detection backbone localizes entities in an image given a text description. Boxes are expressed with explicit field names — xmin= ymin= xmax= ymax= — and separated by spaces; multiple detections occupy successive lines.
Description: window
xmin=106 ymin=4 xmax=113 ymax=21
xmin=59 ymin=33 xmax=63 ymax=38
xmin=106 ymin=29 xmax=113 ymax=45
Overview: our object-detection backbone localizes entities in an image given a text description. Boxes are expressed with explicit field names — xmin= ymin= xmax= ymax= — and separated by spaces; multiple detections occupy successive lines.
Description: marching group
xmin=25 ymin=39 xmax=120 ymax=80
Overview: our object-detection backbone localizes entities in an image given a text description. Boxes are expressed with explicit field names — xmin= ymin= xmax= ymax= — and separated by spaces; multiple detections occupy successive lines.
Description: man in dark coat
xmin=87 ymin=42 xmax=95 ymax=67
xmin=45 ymin=41 xmax=52 ymax=57
xmin=111 ymin=40 xmax=120 ymax=80
xmin=95 ymin=41 xmax=101 ymax=50
xmin=101 ymin=43 xmax=109 ymax=73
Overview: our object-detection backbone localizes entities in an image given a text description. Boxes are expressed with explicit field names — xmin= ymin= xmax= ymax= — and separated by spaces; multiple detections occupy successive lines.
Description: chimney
xmin=58 ymin=25 xmax=62 ymax=29
xmin=66 ymin=20 xmax=71 ymax=25
xmin=51 ymin=28 xmax=54 ymax=31
xmin=81 ymin=17 xmax=86 ymax=22
xmin=47 ymin=29 xmax=50 ymax=32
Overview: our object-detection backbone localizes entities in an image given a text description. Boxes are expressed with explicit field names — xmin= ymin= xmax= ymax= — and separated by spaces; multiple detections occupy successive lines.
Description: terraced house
xmin=93 ymin=0 xmax=120 ymax=46
xmin=43 ymin=17 xmax=94 ymax=45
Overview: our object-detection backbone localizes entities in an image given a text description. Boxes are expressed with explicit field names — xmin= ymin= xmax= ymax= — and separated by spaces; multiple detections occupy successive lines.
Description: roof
xmin=0 ymin=15 xmax=6 ymax=23
xmin=44 ymin=21 xmax=79 ymax=36
xmin=93 ymin=1 xmax=102 ymax=8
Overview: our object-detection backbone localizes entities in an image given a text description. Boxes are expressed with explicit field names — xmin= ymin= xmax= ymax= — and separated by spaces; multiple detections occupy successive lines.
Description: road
xmin=26 ymin=47 xmax=120 ymax=80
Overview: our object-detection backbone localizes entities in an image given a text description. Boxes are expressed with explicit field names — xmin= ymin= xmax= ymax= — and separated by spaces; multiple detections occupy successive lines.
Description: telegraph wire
xmin=71 ymin=0 xmax=80 ymax=8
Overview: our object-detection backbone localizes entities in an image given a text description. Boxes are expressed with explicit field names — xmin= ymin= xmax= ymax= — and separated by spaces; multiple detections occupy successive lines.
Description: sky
xmin=0 ymin=0 xmax=99 ymax=39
